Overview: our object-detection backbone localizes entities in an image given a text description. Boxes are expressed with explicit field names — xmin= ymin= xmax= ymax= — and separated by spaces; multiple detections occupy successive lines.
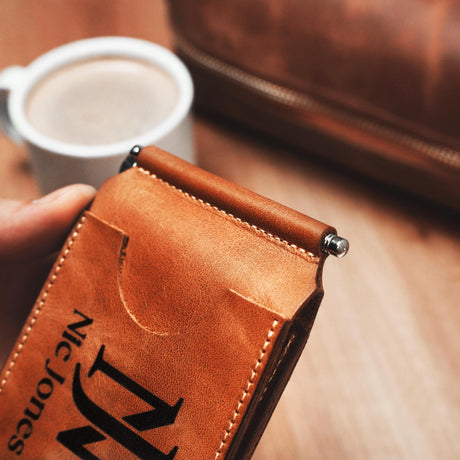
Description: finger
xmin=0 ymin=184 xmax=96 ymax=262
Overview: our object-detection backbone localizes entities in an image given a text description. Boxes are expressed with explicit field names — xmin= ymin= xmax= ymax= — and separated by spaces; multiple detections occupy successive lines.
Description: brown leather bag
xmin=0 ymin=147 xmax=347 ymax=459
xmin=168 ymin=0 xmax=460 ymax=210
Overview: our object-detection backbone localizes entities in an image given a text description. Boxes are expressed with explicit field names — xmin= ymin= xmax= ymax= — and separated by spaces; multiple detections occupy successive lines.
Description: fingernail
xmin=33 ymin=184 xmax=96 ymax=204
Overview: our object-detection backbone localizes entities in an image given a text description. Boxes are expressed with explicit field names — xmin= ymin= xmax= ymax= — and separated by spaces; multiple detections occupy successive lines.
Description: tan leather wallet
xmin=0 ymin=146 xmax=347 ymax=459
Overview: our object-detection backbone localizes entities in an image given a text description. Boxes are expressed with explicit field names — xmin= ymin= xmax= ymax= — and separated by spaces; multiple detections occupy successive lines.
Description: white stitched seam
xmin=136 ymin=167 xmax=317 ymax=262
xmin=0 ymin=216 xmax=87 ymax=393
xmin=214 ymin=319 xmax=279 ymax=459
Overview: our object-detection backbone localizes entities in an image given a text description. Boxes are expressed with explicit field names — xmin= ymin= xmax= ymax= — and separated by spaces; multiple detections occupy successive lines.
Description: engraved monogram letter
xmin=57 ymin=345 xmax=183 ymax=459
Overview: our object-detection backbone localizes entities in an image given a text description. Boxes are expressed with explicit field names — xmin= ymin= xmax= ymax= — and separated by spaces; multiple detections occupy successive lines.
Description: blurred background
xmin=0 ymin=1 xmax=458 ymax=459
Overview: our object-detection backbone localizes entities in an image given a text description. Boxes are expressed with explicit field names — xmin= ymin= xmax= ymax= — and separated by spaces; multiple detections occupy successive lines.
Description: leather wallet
xmin=0 ymin=146 xmax=347 ymax=459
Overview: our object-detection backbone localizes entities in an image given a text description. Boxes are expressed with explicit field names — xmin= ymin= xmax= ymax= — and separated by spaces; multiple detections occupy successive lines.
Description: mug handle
xmin=0 ymin=65 xmax=25 ymax=143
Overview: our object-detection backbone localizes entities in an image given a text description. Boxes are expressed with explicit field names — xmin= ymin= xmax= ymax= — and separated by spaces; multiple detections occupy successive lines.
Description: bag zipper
xmin=176 ymin=35 xmax=459 ymax=170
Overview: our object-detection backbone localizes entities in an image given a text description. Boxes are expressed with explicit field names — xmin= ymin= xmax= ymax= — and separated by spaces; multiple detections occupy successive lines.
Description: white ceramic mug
xmin=0 ymin=37 xmax=194 ymax=192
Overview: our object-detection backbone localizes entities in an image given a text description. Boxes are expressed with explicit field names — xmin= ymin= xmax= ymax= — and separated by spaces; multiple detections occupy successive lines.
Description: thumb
xmin=0 ymin=184 xmax=96 ymax=262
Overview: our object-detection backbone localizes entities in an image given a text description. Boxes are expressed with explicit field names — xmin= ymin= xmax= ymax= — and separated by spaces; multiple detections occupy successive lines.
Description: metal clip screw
xmin=119 ymin=145 xmax=143 ymax=173
xmin=322 ymin=233 xmax=349 ymax=258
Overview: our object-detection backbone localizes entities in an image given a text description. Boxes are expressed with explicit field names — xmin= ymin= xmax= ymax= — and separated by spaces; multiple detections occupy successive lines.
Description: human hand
xmin=0 ymin=184 xmax=96 ymax=368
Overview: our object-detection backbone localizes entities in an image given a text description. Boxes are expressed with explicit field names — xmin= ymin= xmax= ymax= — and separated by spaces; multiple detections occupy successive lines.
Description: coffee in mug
xmin=0 ymin=37 xmax=194 ymax=192
xmin=26 ymin=57 xmax=179 ymax=146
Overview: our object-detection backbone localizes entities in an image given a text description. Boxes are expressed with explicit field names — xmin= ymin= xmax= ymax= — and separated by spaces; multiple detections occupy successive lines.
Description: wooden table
xmin=1 ymin=2 xmax=459 ymax=459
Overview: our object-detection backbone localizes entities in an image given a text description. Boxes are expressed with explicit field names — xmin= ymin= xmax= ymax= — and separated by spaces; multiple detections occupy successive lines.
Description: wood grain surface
xmin=0 ymin=2 xmax=458 ymax=459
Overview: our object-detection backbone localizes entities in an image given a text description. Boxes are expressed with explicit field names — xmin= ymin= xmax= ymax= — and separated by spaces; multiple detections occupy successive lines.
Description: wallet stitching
xmin=215 ymin=318 xmax=280 ymax=459
xmin=136 ymin=167 xmax=318 ymax=262
xmin=0 ymin=216 xmax=86 ymax=393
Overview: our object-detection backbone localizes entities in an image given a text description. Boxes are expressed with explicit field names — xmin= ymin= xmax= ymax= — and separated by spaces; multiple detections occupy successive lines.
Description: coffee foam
xmin=26 ymin=57 xmax=178 ymax=147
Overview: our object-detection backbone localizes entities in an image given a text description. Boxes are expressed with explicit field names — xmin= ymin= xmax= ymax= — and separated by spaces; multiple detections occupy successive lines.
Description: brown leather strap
xmin=137 ymin=146 xmax=335 ymax=256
